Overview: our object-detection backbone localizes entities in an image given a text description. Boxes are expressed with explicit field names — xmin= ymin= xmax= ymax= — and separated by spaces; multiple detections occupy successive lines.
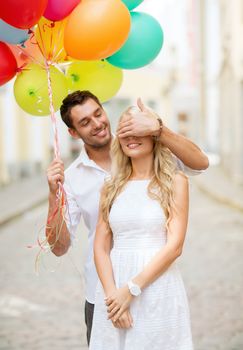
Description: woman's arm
xmin=94 ymin=193 xmax=134 ymax=329
xmin=106 ymin=172 xmax=189 ymax=320
xmin=94 ymin=195 xmax=116 ymax=297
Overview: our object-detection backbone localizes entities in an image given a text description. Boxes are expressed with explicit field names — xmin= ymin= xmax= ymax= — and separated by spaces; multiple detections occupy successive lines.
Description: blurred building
xmin=199 ymin=0 xmax=243 ymax=184
xmin=218 ymin=0 xmax=243 ymax=184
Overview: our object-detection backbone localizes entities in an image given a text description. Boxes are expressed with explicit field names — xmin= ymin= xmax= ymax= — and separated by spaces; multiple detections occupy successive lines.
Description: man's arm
xmin=116 ymin=98 xmax=209 ymax=171
xmin=159 ymin=126 xmax=209 ymax=170
xmin=46 ymin=159 xmax=71 ymax=257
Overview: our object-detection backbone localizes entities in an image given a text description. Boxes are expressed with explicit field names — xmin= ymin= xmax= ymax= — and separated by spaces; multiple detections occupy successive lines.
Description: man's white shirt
xmin=64 ymin=145 xmax=202 ymax=304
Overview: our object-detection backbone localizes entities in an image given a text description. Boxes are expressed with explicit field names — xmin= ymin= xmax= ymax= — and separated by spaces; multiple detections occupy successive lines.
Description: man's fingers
xmin=47 ymin=171 xmax=64 ymax=182
xmin=51 ymin=163 xmax=64 ymax=170
xmin=118 ymin=130 xmax=136 ymax=138
xmin=47 ymin=168 xmax=64 ymax=177
xmin=137 ymin=97 xmax=146 ymax=112
xmin=51 ymin=158 xmax=64 ymax=168
xmin=117 ymin=126 xmax=133 ymax=136
xmin=49 ymin=174 xmax=64 ymax=184
xmin=117 ymin=118 xmax=133 ymax=130
xmin=47 ymin=162 xmax=64 ymax=175
xmin=116 ymin=124 xmax=132 ymax=135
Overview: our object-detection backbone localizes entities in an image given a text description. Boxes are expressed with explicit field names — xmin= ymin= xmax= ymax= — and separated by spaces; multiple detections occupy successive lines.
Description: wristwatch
xmin=127 ymin=280 xmax=142 ymax=297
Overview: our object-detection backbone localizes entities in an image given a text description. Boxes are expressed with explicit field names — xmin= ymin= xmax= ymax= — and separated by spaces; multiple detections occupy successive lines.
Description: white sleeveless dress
xmin=89 ymin=180 xmax=193 ymax=350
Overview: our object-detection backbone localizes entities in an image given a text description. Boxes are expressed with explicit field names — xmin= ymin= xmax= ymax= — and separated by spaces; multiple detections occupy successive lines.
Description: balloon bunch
xmin=0 ymin=0 xmax=164 ymax=114
xmin=0 ymin=0 xmax=163 ymax=268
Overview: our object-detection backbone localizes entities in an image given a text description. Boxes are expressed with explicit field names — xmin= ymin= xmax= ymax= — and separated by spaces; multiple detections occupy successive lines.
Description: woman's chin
xmin=125 ymin=150 xmax=146 ymax=159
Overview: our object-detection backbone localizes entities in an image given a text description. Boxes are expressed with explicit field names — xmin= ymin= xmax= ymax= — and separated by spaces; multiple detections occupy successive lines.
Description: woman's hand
xmin=105 ymin=285 xmax=134 ymax=321
xmin=111 ymin=308 xmax=133 ymax=329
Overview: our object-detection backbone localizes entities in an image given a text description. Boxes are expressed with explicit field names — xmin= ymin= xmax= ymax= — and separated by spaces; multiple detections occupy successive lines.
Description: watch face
xmin=131 ymin=285 xmax=141 ymax=296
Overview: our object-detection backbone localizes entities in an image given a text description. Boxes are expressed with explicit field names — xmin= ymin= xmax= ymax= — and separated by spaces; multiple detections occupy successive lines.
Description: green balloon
xmin=122 ymin=0 xmax=144 ymax=11
xmin=107 ymin=12 xmax=164 ymax=69
xmin=14 ymin=64 xmax=68 ymax=116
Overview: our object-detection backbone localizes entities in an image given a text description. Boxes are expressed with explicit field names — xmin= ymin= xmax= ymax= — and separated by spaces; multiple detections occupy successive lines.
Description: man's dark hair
xmin=60 ymin=90 xmax=102 ymax=129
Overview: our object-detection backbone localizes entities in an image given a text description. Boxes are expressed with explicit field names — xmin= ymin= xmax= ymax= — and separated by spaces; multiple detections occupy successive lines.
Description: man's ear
xmin=68 ymin=128 xmax=80 ymax=139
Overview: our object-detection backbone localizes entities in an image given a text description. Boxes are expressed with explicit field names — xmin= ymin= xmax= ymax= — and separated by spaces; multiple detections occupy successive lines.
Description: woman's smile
xmin=126 ymin=142 xmax=142 ymax=149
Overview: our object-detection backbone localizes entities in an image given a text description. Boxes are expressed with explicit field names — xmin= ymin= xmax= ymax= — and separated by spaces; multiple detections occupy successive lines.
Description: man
xmin=46 ymin=90 xmax=208 ymax=345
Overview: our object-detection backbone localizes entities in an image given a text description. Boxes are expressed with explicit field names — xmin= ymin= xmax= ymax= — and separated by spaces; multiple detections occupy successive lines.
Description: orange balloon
xmin=64 ymin=0 xmax=131 ymax=60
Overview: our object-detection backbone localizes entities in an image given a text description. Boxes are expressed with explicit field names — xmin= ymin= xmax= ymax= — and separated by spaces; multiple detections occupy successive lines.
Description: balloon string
xmin=49 ymin=22 xmax=55 ymax=61
xmin=45 ymin=56 xmax=67 ymax=223
xmin=16 ymin=44 xmax=45 ymax=68
xmin=53 ymin=47 xmax=65 ymax=63
xmin=26 ymin=24 xmax=69 ymax=274
xmin=50 ymin=21 xmax=58 ymax=61
xmin=29 ymin=29 xmax=47 ymax=62
xmin=28 ymin=61 xmax=67 ymax=274
xmin=16 ymin=62 xmax=28 ymax=73
xmin=45 ymin=63 xmax=60 ymax=158
xmin=37 ymin=23 xmax=49 ymax=62
xmin=52 ymin=20 xmax=65 ymax=62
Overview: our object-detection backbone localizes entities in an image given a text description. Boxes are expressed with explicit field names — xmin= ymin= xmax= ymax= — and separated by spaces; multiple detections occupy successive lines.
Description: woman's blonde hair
xmin=101 ymin=107 xmax=176 ymax=224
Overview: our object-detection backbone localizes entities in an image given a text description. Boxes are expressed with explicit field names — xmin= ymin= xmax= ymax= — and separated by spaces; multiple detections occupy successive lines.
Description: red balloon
xmin=0 ymin=0 xmax=48 ymax=29
xmin=0 ymin=42 xmax=17 ymax=86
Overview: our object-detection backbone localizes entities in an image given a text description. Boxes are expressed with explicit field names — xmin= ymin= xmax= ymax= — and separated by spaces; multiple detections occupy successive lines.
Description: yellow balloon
xmin=35 ymin=17 xmax=68 ymax=63
xmin=14 ymin=63 xmax=68 ymax=116
xmin=66 ymin=60 xmax=123 ymax=103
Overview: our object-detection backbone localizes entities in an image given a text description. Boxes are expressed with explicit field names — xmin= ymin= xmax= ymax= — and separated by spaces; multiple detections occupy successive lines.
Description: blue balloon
xmin=107 ymin=12 xmax=164 ymax=69
xmin=0 ymin=19 xmax=29 ymax=45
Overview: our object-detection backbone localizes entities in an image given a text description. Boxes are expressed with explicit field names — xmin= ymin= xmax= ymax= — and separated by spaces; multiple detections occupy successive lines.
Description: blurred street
xmin=0 ymin=178 xmax=243 ymax=350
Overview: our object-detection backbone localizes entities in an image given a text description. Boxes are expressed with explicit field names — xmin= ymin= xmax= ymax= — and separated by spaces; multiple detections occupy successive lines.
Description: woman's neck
xmin=130 ymin=154 xmax=154 ymax=180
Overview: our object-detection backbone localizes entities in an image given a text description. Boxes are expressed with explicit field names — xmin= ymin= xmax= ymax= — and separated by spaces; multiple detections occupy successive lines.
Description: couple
xmin=46 ymin=90 xmax=208 ymax=349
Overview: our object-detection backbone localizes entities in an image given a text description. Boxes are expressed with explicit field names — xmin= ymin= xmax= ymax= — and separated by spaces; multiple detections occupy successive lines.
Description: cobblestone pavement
xmin=0 ymin=182 xmax=242 ymax=350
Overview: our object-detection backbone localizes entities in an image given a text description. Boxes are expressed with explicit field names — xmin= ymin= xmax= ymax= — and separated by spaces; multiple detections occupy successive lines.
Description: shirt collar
xmin=75 ymin=145 xmax=97 ymax=168
xmin=75 ymin=133 xmax=116 ymax=172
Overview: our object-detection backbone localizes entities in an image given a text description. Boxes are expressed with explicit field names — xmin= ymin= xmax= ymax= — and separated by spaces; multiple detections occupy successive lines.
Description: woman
xmin=89 ymin=107 xmax=193 ymax=349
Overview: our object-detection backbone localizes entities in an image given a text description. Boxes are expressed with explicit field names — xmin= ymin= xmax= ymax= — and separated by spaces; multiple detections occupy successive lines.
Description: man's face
xmin=69 ymin=98 xmax=112 ymax=148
